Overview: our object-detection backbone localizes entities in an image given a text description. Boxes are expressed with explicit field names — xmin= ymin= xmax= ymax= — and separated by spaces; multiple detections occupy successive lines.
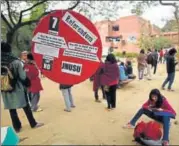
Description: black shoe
xmin=32 ymin=123 xmax=44 ymax=129
xmin=15 ymin=127 xmax=22 ymax=133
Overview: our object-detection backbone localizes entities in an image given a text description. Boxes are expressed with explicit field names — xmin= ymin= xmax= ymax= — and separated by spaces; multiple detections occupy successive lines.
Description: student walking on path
xmin=162 ymin=48 xmax=178 ymax=91
xmin=93 ymin=61 xmax=106 ymax=102
xmin=137 ymin=49 xmax=147 ymax=80
xmin=152 ymin=49 xmax=159 ymax=74
xmin=1 ymin=42 xmax=44 ymax=133
xmin=100 ymin=54 xmax=119 ymax=110
xmin=24 ymin=53 xmax=43 ymax=112
xmin=146 ymin=49 xmax=153 ymax=80
xmin=59 ymin=84 xmax=75 ymax=112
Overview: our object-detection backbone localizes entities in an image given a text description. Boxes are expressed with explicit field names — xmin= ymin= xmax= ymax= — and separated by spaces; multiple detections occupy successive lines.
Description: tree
xmin=1 ymin=0 xmax=80 ymax=45
xmin=162 ymin=19 xmax=178 ymax=32
xmin=159 ymin=0 xmax=179 ymax=46
xmin=152 ymin=36 xmax=173 ymax=50
xmin=138 ymin=35 xmax=153 ymax=50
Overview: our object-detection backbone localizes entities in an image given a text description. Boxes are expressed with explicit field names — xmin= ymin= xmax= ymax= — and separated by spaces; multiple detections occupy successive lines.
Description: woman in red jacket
xmin=24 ymin=53 xmax=43 ymax=112
xmin=123 ymin=89 xmax=176 ymax=146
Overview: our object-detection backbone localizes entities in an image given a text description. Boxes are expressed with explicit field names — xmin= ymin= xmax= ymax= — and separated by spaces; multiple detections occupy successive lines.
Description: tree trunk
xmin=6 ymin=30 xmax=15 ymax=45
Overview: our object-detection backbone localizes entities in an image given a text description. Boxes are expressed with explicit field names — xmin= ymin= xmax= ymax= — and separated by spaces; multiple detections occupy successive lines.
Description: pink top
xmin=142 ymin=98 xmax=176 ymax=116
xmin=109 ymin=80 xmax=118 ymax=86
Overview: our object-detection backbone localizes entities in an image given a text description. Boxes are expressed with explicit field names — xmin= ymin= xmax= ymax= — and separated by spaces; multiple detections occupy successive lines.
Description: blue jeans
xmin=138 ymin=69 xmax=144 ymax=80
xmin=61 ymin=88 xmax=74 ymax=111
xmin=130 ymin=108 xmax=175 ymax=141
xmin=29 ymin=92 xmax=40 ymax=111
xmin=162 ymin=72 xmax=175 ymax=90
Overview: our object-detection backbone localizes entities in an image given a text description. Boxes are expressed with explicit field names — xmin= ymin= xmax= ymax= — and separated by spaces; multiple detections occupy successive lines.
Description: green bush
xmin=114 ymin=52 xmax=138 ymax=58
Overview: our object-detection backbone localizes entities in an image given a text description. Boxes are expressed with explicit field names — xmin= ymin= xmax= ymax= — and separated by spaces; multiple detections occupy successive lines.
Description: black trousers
xmin=105 ymin=85 xmax=117 ymax=109
xmin=9 ymin=103 xmax=37 ymax=131
xmin=94 ymin=85 xmax=106 ymax=100
xmin=153 ymin=62 xmax=158 ymax=74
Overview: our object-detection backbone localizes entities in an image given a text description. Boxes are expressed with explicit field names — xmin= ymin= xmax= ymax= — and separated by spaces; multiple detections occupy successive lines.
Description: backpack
xmin=133 ymin=121 xmax=162 ymax=146
xmin=147 ymin=54 xmax=154 ymax=65
xmin=1 ymin=65 xmax=16 ymax=92
xmin=133 ymin=121 xmax=146 ymax=140
xmin=144 ymin=121 xmax=162 ymax=141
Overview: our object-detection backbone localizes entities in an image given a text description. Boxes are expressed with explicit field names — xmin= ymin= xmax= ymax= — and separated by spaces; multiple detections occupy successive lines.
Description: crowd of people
xmin=1 ymin=41 xmax=178 ymax=146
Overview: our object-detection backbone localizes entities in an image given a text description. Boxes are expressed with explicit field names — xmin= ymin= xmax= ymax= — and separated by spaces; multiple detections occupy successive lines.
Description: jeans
xmin=138 ymin=69 xmax=144 ymax=80
xmin=159 ymin=56 xmax=163 ymax=63
xmin=162 ymin=73 xmax=175 ymax=90
xmin=105 ymin=85 xmax=117 ymax=109
xmin=130 ymin=108 xmax=174 ymax=141
xmin=9 ymin=104 xmax=37 ymax=131
xmin=29 ymin=92 xmax=40 ymax=111
xmin=94 ymin=86 xmax=106 ymax=100
xmin=61 ymin=88 xmax=74 ymax=111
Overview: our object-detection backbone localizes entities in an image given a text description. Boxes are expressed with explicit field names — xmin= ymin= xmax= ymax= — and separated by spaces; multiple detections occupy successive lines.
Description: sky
xmin=51 ymin=1 xmax=177 ymax=28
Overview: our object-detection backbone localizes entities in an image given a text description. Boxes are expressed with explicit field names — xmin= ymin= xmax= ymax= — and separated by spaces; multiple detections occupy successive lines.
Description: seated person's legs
xmin=129 ymin=108 xmax=163 ymax=126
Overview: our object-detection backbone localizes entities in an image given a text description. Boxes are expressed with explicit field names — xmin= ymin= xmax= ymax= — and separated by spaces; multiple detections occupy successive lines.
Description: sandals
xmin=162 ymin=140 xmax=169 ymax=146
xmin=71 ymin=105 xmax=76 ymax=108
xmin=123 ymin=123 xmax=135 ymax=129
xmin=95 ymin=100 xmax=101 ymax=103
xmin=168 ymin=89 xmax=175 ymax=92
xmin=64 ymin=109 xmax=71 ymax=112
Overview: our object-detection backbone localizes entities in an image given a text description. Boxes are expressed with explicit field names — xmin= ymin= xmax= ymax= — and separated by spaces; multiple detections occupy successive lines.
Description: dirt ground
xmin=1 ymin=63 xmax=179 ymax=145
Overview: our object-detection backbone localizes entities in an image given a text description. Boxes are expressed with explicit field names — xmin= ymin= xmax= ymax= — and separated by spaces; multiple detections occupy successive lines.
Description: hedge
xmin=114 ymin=52 xmax=138 ymax=58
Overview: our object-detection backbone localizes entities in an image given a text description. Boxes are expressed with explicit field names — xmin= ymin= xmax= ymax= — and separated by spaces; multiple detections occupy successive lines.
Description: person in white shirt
xmin=20 ymin=51 xmax=28 ymax=67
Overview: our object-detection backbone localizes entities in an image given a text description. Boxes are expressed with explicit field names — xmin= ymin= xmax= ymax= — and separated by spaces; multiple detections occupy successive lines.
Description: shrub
xmin=114 ymin=52 xmax=138 ymax=58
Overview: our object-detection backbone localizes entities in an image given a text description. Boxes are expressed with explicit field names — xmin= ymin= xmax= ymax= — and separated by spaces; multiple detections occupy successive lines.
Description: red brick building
xmin=95 ymin=15 xmax=161 ymax=55
xmin=151 ymin=31 xmax=179 ymax=47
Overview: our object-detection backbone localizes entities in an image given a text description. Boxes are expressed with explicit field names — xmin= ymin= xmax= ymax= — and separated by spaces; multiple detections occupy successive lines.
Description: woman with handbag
xmin=100 ymin=54 xmax=119 ymax=110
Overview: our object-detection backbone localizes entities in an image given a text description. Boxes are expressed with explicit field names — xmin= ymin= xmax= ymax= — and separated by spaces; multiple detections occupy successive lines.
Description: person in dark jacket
xmin=1 ymin=42 xmax=44 ymax=132
xmin=162 ymin=48 xmax=178 ymax=91
xmin=59 ymin=84 xmax=75 ymax=112
xmin=146 ymin=49 xmax=153 ymax=80
xmin=152 ymin=49 xmax=159 ymax=74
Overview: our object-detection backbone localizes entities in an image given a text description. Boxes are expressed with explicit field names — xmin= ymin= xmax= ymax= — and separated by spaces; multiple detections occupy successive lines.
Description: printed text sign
xmin=32 ymin=10 xmax=102 ymax=85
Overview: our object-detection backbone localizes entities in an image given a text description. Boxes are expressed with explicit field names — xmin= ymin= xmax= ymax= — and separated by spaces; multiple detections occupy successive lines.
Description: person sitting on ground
xmin=125 ymin=60 xmax=136 ymax=79
xmin=59 ymin=84 xmax=75 ymax=112
xmin=123 ymin=89 xmax=176 ymax=146
xmin=118 ymin=62 xmax=135 ymax=86
xmin=119 ymin=62 xmax=128 ymax=81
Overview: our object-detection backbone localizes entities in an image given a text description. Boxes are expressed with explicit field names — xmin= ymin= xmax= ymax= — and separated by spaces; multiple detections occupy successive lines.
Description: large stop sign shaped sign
xmin=32 ymin=10 xmax=102 ymax=85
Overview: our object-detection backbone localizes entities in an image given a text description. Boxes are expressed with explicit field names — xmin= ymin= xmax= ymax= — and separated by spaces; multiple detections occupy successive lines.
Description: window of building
xmin=112 ymin=25 xmax=119 ymax=31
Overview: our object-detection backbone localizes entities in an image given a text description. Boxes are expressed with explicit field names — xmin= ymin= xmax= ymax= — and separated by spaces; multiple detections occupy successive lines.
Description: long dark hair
xmin=105 ymin=53 xmax=117 ymax=64
xmin=168 ymin=48 xmax=177 ymax=56
xmin=140 ymin=49 xmax=145 ymax=54
xmin=149 ymin=89 xmax=164 ymax=108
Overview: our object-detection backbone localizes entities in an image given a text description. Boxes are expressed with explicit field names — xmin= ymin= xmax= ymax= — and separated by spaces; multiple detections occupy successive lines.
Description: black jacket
xmin=60 ymin=84 xmax=73 ymax=89
xmin=166 ymin=55 xmax=178 ymax=73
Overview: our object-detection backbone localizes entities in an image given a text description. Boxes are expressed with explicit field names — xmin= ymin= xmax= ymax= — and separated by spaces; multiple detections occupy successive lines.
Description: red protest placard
xmin=32 ymin=10 xmax=102 ymax=85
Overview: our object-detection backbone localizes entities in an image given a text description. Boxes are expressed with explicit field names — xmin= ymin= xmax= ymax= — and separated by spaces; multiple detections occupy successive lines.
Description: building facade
xmin=95 ymin=15 xmax=161 ymax=55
